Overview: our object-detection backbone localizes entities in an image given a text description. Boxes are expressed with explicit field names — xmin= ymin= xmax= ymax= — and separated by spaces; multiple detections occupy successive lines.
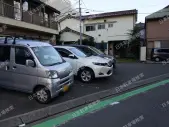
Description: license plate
xmin=63 ymin=85 xmax=69 ymax=92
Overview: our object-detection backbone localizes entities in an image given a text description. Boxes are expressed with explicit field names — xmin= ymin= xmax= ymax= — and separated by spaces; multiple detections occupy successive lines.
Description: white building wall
xmin=83 ymin=15 xmax=135 ymax=43
xmin=60 ymin=32 xmax=86 ymax=42
xmin=59 ymin=15 xmax=135 ymax=42
xmin=59 ymin=18 xmax=83 ymax=32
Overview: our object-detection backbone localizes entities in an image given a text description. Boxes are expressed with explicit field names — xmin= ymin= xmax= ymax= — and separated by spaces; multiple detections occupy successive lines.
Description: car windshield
xmin=90 ymin=46 xmax=104 ymax=55
xmin=69 ymin=48 xmax=87 ymax=57
xmin=77 ymin=47 xmax=98 ymax=56
xmin=31 ymin=46 xmax=63 ymax=66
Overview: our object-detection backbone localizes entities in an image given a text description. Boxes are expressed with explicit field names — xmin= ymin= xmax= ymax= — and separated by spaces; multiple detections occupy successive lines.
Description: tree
xmin=128 ymin=25 xmax=142 ymax=47
xmin=127 ymin=26 xmax=142 ymax=59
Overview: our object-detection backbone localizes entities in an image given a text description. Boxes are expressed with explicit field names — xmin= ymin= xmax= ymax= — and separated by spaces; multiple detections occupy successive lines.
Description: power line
xmin=81 ymin=8 xmax=105 ymax=12
xmin=59 ymin=0 xmax=79 ymax=13
xmin=57 ymin=5 xmax=169 ymax=21
xmin=79 ymin=7 xmax=169 ymax=14
xmin=81 ymin=0 xmax=87 ymax=9
xmin=57 ymin=8 xmax=78 ymax=18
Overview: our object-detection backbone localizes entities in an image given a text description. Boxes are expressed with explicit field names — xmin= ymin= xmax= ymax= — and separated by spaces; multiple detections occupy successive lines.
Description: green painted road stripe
xmin=33 ymin=79 xmax=169 ymax=127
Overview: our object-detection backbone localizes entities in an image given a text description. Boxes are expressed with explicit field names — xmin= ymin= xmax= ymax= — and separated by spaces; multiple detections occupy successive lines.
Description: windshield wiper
xmin=45 ymin=62 xmax=63 ymax=66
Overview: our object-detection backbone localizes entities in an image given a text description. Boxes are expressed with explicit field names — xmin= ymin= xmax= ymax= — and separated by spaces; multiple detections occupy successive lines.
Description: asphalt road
xmin=52 ymin=82 xmax=169 ymax=127
xmin=0 ymin=63 xmax=169 ymax=120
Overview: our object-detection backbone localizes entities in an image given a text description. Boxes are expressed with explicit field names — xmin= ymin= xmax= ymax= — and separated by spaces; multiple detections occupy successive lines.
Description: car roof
xmin=54 ymin=45 xmax=76 ymax=50
xmin=0 ymin=38 xmax=51 ymax=47
xmin=66 ymin=44 xmax=89 ymax=48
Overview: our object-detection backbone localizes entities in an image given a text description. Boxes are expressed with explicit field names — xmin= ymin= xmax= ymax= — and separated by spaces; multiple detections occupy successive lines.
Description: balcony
xmin=0 ymin=1 xmax=58 ymax=31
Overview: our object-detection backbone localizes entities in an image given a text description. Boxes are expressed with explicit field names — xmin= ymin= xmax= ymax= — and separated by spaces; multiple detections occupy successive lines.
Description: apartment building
xmin=0 ymin=0 xmax=60 ymax=44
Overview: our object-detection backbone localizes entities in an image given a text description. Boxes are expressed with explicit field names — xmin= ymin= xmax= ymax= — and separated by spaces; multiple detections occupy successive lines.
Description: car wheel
xmin=155 ymin=57 xmax=160 ymax=62
xmin=79 ymin=68 xmax=94 ymax=83
xmin=34 ymin=87 xmax=51 ymax=104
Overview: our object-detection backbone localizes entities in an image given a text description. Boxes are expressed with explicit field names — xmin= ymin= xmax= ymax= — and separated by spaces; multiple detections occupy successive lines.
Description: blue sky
xmin=70 ymin=0 xmax=168 ymax=22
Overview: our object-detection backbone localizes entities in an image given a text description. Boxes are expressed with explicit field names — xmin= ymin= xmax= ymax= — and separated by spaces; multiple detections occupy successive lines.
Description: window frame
xmin=108 ymin=23 xmax=113 ymax=28
xmin=14 ymin=46 xmax=35 ymax=66
xmin=98 ymin=24 xmax=105 ymax=30
xmin=86 ymin=25 xmax=96 ymax=31
xmin=0 ymin=45 xmax=11 ymax=62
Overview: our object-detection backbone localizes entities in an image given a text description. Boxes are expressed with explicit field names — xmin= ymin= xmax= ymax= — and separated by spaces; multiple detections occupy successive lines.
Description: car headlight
xmin=46 ymin=70 xmax=58 ymax=79
xmin=93 ymin=62 xmax=108 ymax=66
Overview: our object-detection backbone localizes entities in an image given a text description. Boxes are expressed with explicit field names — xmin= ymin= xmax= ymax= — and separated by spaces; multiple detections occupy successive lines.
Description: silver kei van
xmin=0 ymin=37 xmax=74 ymax=103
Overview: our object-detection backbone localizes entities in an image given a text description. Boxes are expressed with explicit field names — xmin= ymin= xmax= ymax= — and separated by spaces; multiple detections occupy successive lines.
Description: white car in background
xmin=54 ymin=46 xmax=114 ymax=83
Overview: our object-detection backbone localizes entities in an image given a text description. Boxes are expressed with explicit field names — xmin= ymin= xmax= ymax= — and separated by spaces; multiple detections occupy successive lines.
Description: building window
xmin=86 ymin=25 xmax=95 ymax=31
xmin=98 ymin=24 xmax=105 ymax=29
xmin=108 ymin=23 xmax=113 ymax=28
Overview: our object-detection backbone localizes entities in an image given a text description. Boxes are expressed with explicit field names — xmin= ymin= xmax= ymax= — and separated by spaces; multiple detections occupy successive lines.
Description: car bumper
xmin=50 ymin=72 xmax=74 ymax=98
xmin=93 ymin=65 xmax=113 ymax=78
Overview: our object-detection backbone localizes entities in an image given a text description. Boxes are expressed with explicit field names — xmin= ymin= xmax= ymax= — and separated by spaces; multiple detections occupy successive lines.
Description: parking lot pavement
xmin=41 ymin=82 xmax=169 ymax=127
xmin=0 ymin=63 xmax=169 ymax=120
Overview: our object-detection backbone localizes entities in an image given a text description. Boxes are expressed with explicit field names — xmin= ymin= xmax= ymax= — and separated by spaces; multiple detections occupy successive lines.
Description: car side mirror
xmin=26 ymin=59 xmax=35 ymax=67
xmin=68 ymin=54 xmax=76 ymax=59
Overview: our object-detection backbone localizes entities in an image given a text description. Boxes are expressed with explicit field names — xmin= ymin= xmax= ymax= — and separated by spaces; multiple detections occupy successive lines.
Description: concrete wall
xmin=0 ymin=16 xmax=59 ymax=35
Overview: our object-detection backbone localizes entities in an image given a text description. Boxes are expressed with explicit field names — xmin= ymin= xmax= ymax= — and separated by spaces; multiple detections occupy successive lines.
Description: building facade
xmin=0 ymin=0 xmax=60 ymax=44
xmin=59 ymin=10 xmax=137 ymax=55
xmin=145 ymin=5 xmax=169 ymax=59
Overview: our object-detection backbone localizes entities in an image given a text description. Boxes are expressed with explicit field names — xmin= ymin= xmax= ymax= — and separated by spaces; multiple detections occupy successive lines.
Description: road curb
xmin=1 ymin=73 xmax=169 ymax=127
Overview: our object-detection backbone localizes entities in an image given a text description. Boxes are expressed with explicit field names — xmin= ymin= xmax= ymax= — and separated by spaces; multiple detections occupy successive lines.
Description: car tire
xmin=155 ymin=57 xmax=160 ymax=62
xmin=34 ymin=86 xmax=51 ymax=104
xmin=79 ymin=68 xmax=94 ymax=83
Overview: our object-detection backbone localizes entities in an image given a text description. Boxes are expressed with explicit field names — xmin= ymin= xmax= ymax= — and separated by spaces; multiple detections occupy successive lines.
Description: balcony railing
xmin=0 ymin=1 xmax=58 ymax=30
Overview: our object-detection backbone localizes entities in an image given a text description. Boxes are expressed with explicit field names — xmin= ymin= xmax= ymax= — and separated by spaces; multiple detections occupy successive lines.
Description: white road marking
xmin=110 ymin=102 xmax=120 ymax=106
xmin=19 ymin=124 xmax=26 ymax=127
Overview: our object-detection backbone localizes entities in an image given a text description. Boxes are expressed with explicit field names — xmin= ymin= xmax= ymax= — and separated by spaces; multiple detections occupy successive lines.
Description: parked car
xmin=54 ymin=46 xmax=114 ymax=83
xmin=151 ymin=48 xmax=169 ymax=62
xmin=0 ymin=37 xmax=74 ymax=104
xmin=69 ymin=45 xmax=116 ymax=68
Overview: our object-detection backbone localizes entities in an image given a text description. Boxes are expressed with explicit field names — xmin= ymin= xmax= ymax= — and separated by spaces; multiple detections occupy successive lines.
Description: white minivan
xmin=54 ymin=46 xmax=114 ymax=83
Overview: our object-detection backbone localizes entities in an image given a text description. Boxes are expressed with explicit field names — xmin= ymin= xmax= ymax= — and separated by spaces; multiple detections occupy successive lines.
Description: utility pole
xmin=79 ymin=0 xmax=82 ymax=45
